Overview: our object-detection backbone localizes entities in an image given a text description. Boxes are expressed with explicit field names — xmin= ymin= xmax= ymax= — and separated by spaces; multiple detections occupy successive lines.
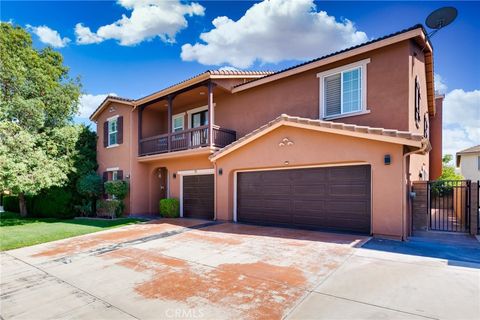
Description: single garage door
xmin=237 ymin=165 xmax=371 ymax=234
xmin=183 ymin=174 xmax=214 ymax=220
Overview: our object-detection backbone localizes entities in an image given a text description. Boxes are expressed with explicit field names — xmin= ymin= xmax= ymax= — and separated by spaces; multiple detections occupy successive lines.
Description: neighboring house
xmin=456 ymin=145 xmax=480 ymax=181
xmin=90 ymin=24 xmax=443 ymax=240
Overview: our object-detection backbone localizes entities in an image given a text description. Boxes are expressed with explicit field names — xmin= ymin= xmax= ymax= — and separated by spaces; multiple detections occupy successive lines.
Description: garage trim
xmin=233 ymin=163 xmax=372 ymax=233
xmin=179 ymin=168 xmax=215 ymax=219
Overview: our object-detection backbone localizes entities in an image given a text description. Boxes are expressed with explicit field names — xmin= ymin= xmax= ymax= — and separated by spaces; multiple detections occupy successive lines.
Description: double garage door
xmin=237 ymin=165 xmax=371 ymax=234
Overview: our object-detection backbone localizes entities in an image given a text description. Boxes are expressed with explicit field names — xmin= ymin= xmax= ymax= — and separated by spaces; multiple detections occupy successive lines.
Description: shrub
xmin=159 ymin=198 xmax=179 ymax=218
xmin=104 ymin=180 xmax=129 ymax=199
xmin=3 ymin=196 xmax=19 ymax=212
xmin=97 ymin=200 xmax=121 ymax=218
xmin=74 ymin=200 xmax=93 ymax=217
xmin=32 ymin=187 xmax=75 ymax=219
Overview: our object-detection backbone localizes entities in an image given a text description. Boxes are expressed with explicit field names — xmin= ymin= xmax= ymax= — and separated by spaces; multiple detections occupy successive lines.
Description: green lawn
xmin=0 ymin=212 xmax=145 ymax=251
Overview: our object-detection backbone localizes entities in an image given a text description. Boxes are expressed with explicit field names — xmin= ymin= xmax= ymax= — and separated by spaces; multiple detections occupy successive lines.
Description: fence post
xmin=412 ymin=181 xmax=429 ymax=232
xmin=470 ymin=181 xmax=479 ymax=235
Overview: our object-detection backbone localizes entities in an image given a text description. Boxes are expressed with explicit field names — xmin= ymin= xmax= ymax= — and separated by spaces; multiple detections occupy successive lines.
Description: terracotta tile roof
xmin=136 ymin=70 xmax=273 ymax=102
xmin=457 ymin=145 xmax=480 ymax=154
xmin=210 ymin=114 xmax=426 ymax=160
xmin=233 ymin=24 xmax=428 ymax=89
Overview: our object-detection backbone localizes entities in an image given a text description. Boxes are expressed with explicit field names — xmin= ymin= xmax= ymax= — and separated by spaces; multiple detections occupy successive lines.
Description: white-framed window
xmin=317 ymin=59 xmax=370 ymax=119
xmin=108 ymin=118 xmax=118 ymax=146
xmin=112 ymin=171 xmax=118 ymax=181
xmin=172 ymin=114 xmax=185 ymax=133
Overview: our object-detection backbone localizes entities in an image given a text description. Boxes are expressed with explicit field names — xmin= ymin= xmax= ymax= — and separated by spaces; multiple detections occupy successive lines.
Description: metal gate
xmin=427 ymin=180 xmax=471 ymax=232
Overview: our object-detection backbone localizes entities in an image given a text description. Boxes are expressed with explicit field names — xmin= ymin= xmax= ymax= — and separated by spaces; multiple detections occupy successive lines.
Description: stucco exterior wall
xmin=407 ymin=41 xmax=430 ymax=182
xmin=459 ymin=154 xmax=480 ymax=181
xmin=96 ymin=102 xmax=134 ymax=213
xmin=214 ymin=41 xmax=411 ymax=138
xmin=429 ymin=96 xmax=444 ymax=179
xmin=213 ymin=126 xmax=406 ymax=239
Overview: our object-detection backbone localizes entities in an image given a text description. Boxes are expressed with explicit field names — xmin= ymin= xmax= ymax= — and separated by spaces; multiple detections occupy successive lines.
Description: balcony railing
xmin=139 ymin=125 xmax=236 ymax=156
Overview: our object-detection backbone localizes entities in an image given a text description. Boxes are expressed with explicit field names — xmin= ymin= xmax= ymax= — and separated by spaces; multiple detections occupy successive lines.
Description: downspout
xmin=402 ymin=140 xmax=429 ymax=240
xmin=212 ymin=160 xmax=217 ymax=221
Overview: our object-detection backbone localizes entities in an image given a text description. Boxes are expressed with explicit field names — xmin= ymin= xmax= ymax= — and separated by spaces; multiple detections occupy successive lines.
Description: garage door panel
xmin=237 ymin=165 xmax=371 ymax=234
xmin=292 ymin=185 xmax=327 ymax=196
xmin=183 ymin=174 xmax=214 ymax=220
xmin=329 ymin=184 xmax=369 ymax=197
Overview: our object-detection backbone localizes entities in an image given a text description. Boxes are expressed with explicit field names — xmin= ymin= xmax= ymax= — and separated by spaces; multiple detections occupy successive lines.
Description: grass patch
xmin=0 ymin=212 xmax=145 ymax=251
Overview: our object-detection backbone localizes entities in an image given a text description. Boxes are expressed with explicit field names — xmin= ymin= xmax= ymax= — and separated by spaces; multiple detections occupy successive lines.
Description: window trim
xmin=108 ymin=117 xmax=118 ymax=146
xmin=186 ymin=104 xmax=216 ymax=128
xmin=317 ymin=58 xmax=370 ymax=120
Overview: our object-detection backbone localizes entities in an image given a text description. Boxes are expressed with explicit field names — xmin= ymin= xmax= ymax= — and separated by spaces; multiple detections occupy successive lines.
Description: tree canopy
xmin=439 ymin=154 xmax=463 ymax=181
xmin=0 ymin=23 xmax=84 ymax=216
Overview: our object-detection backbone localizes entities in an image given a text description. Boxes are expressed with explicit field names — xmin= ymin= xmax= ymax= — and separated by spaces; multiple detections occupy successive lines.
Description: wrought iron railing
xmin=139 ymin=125 xmax=236 ymax=156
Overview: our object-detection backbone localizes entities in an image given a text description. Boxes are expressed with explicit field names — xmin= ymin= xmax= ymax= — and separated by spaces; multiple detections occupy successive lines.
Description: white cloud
xmin=27 ymin=25 xmax=70 ymax=48
xmin=76 ymin=0 xmax=204 ymax=46
xmin=442 ymin=89 xmax=480 ymax=156
xmin=75 ymin=23 xmax=103 ymax=44
xmin=434 ymin=73 xmax=448 ymax=94
xmin=78 ymin=93 xmax=117 ymax=118
xmin=181 ymin=0 xmax=368 ymax=68
xmin=218 ymin=66 xmax=239 ymax=71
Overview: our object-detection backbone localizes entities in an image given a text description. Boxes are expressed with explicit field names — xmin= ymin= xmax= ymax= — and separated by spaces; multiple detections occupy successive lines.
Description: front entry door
xmin=191 ymin=110 xmax=208 ymax=146
xmin=158 ymin=167 xmax=168 ymax=200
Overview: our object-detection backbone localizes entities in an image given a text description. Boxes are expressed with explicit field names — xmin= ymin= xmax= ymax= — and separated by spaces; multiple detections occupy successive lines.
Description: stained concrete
xmin=1 ymin=219 xmax=479 ymax=319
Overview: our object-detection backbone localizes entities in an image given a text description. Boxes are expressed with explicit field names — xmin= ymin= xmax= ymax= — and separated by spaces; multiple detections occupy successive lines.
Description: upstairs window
xmin=414 ymin=77 xmax=421 ymax=129
xmin=108 ymin=118 xmax=118 ymax=145
xmin=103 ymin=116 xmax=123 ymax=148
xmin=318 ymin=59 xmax=369 ymax=119
xmin=172 ymin=114 xmax=184 ymax=133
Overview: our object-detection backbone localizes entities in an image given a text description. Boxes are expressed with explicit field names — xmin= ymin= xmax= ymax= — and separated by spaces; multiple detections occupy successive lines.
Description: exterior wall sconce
xmin=384 ymin=154 xmax=391 ymax=165
xmin=284 ymin=161 xmax=290 ymax=165
xmin=279 ymin=137 xmax=294 ymax=147
xmin=173 ymin=173 xmax=177 ymax=179
xmin=125 ymin=174 xmax=130 ymax=179
xmin=218 ymin=168 xmax=223 ymax=175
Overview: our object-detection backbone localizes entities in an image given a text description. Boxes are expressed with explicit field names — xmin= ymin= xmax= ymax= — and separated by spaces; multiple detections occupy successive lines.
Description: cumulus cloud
xmin=434 ymin=73 xmax=448 ymax=94
xmin=78 ymin=93 xmax=117 ymax=118
xmin=75 ymin=23 xmax=103 ymax=44
xmin=442 ymin=89 xmax=480 ymax=156
xmin=75 ymin=0 xmax=204 ymax=46
xmin=181 ymin=0 xmax=368 ymax=68
xmin=26 ymin=25 xmax=70 ymax=48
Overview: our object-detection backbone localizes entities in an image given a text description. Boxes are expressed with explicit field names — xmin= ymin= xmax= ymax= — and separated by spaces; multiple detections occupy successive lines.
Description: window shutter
xmin=117 ymin=170 xmax=123 ymax=180
xmin=117 ymin=116 xmax=123 ymax=144
xmin=103 ymin=122 xmax=109 ymax=147
xmin=102 ymin=171 xmax=109 ymax=199
xmin=324 ymin=73 xmax=341 ymax=117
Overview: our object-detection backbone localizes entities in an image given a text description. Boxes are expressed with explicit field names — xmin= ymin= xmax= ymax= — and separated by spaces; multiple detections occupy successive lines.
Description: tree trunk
xmin=18 ymin=193 xmax=28 ymax=217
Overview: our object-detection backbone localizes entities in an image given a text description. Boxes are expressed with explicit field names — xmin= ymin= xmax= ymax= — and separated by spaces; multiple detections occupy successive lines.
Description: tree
xmin=76 ymin=172 xmax=103 ymax=215
xmin=0 ymin=23 xmax=81 ymax=216
xmin=439 ymin=154 xmax=463 ymax=181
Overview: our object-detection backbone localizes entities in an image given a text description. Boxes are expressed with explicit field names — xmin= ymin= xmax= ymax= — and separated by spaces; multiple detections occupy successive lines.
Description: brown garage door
xmin=237 ymin=165 xmax=371 ymax=234
xmin=183 ymin=174 xmax=214 ymax=220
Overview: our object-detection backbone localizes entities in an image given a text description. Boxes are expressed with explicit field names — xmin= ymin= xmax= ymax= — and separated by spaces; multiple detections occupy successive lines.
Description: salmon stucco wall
xmin=213 ymin=126 xmax=406 ymax=239
xmin=96 ymin=102 xmax=134 ymax=213
xmin=214 ymin=41 xmax=411 ymax=139
xmin=408 ymin=41 xmax=431 ymax=181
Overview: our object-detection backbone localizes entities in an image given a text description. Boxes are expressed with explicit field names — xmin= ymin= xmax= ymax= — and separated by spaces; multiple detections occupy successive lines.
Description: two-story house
xmin=90 ymin=24 xmax=443 ymax=240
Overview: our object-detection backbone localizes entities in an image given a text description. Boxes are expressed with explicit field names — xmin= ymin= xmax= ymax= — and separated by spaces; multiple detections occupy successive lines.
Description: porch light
xmin=218 ymin=168 xmax=223 ymax=175
xmin=173 ymin=173 xmax=177 ymax=179
xmin=384 ymin=154 xmax=391 ymax=165
xmin=199 ymin=91 xmax=205 ymax=95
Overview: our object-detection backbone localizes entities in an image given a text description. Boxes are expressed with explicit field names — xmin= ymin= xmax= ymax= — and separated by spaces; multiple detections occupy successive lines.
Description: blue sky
xmin=2 ymin=0 xmax=479 ymax=155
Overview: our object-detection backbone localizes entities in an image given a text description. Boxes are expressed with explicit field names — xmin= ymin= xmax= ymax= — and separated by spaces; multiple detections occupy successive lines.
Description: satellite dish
xmin=426 ymin=7 xmax=458 ymax=30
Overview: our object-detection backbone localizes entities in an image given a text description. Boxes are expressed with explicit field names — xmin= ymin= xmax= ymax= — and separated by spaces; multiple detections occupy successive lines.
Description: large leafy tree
xmin=0 ymin=23 xmax=82 ymax=216
xmin=439 ymin=154 xmax=463 ymax=181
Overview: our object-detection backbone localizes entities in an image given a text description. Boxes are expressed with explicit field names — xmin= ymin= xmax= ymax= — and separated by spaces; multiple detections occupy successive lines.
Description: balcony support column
xmin=207 ymin=81 xmax=215 ymax=147
xmin=138 ymin=105 xmax=144 ymax=156
xmin=167 ymin=95 xmax=173 ymax=152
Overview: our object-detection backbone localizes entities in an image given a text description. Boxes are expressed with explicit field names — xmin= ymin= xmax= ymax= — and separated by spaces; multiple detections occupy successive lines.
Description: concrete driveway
xmin=1 ymin=219 xmax=479 ymax=320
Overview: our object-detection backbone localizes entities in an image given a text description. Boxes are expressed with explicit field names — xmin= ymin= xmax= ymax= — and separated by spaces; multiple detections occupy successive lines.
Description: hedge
xmin=2 ymin=188 xmax=74 ymax=219
xmin=159 ymin=198 xmax=179 ymax=218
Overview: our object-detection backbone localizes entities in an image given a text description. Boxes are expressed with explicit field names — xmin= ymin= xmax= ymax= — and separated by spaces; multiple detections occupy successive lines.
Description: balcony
xmin=139 ymin=125 xmax=236 ymax=156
